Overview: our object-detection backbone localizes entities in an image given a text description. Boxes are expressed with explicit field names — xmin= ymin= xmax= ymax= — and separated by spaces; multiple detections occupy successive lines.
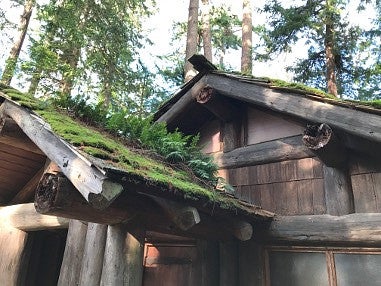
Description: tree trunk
xmin=184 ymin=0 xmax=200 ymax=82
xmin=324 ymin=0 xmax=338 ymax=97
xmin=1 ymin=0 xmax=35 ymax=85
xmin=201 ymin=0 xmax=212 ymax=62
xmin=241 ymin=0 xmax=253 ymax=74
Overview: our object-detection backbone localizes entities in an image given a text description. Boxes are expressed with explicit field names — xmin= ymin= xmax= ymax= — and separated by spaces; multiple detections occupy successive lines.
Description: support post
xmin=57 ymin=220 xmax=88 ymax=286
xmin=79 ymin=223 xmax=107 ymax=286
xmin=100 ymin=226 xmax=145 ymax=286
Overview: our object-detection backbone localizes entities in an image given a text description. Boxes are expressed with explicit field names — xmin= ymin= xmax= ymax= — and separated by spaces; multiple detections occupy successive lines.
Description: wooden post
xmin=197 ymin=240 xmax=220 ymax=286
xmin=57 ymin=220 xmax=88 ymax=286
xmin=220 ymin=241 xmax=238 ymax=286
xmin=0 ymin=226 xmax=31 ymax=286
xmin=79 ymin=223 xmax=107 ymax=286
xmin=238 ymin=241 xmax=264 ymax=286
xmin=100 ymin=226 xmax=145 ymax=286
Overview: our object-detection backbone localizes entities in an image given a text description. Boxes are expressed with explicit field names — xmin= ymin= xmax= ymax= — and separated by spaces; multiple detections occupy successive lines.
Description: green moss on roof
xmin=0 ymin=84 xmax=241 ymax=210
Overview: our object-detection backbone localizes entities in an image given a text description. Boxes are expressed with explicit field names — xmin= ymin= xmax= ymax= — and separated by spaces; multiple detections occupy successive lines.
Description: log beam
xmin=0 ymin=203 xmax=69 ymax=231
xmin=35 ymin=173 xmax=135 ymax=225
xmin=149 ymin=196 xmax=200 ymax=231
xmin=302 ymin=123 xmax=347 ymax=168
xmin=214 ymin=135 xmax=314 ymax=169
xmin=260 ymin=213 xmax=381 ymax=245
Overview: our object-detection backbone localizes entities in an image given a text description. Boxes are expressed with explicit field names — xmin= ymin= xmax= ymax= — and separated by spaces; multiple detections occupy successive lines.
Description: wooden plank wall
xmin=350 ymin=155 xmax=381 ymax=213
xmin=228 ymin=157 xmax=326 ymax=215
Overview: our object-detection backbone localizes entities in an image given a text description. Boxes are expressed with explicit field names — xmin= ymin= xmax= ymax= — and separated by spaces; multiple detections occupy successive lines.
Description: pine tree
xmin=258 ymin=0 xmax=377 ymax=98
xmin=201 ymin=0 xmax=213 ymax=62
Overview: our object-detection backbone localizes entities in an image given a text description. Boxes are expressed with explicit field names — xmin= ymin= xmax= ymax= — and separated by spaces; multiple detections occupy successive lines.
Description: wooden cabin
xmin=154 ymin=55 xmax=381 ymax=286
xmin=0 ymin=84 xmax=272 ymax=285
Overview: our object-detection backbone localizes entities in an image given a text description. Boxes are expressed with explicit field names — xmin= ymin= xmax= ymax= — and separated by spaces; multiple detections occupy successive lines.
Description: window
xmin=265 ymin=247 xmax=381 ymax=286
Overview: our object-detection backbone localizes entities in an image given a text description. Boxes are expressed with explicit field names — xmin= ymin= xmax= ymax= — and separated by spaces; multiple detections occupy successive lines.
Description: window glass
xmin=335 ymin=253 xmax=381 ymax=286
xmin=269 ymin=251 xmax=329 ymax=286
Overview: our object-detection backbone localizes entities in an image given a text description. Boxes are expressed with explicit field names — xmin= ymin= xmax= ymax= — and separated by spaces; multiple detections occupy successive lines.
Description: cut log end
xmin=302 ymin=123 xmax=332 ymax=150
xmin=196 ymin=86 xmax=215 ymax=104
xmin=34 ymin=173 xmax=61 ymax=213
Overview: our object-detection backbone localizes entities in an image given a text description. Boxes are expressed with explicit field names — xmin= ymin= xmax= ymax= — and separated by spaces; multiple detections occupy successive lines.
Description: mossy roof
xmin=154 ymin=69 xmax=381 ymax=121
xmin=0 ymin=83 xmax=273 ymax=220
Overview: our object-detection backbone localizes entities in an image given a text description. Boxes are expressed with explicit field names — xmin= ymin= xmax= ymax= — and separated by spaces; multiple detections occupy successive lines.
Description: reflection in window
xmin=335 ymin=254 xmax=381 ymax=286
xmin=268 ymin=251 xmax=329 ymax=286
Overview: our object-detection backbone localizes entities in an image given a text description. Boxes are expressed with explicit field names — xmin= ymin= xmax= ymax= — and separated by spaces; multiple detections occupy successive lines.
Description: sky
xmin=0 ymin=0 xmax=377 ymax=91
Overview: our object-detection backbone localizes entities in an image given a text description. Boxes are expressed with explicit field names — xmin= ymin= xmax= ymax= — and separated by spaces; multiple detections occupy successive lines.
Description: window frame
xmin=264 ymin=246 xmax=381 ymax=286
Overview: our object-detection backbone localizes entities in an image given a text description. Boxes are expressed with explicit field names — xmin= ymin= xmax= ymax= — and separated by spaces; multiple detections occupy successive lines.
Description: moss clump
xmin=267 ymin=78 xmax=337 ymax=99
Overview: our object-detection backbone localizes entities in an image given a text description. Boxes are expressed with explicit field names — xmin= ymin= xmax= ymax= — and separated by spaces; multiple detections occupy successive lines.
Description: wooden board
xmin=246 ymin=107 xmax=304 ymax=145
xmin=352 ymin=173 xmax=381 ymax=213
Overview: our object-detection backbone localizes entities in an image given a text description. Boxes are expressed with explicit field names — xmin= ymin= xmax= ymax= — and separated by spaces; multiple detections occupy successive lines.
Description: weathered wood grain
xmin=220 ymin=241 xmax=238 ymax=286
xmin=214 ymin=135 xmax=314 ymax=169
xmin=261 ymin=213 xmax=381 ymax=245
xmin=0 ymin=99 xmax=123 ymax=209
xmin=205 ymin=73 xmax=381 ymax=143
xmin=100 ymin=226 xmax=144 ymax=286
xmin=323 ymin=166 xmax=354 ymax=215
xmin=303 ymin=123 xmax=347 ymax=168
xmin=149 ymin=195 xmax=200 ymax=231
xmin=0 ymin=226 xmax=30 ymax=286
xmin=351 ymin=173 xmax=381 ymax=212
xmin=0 ymin=203 xmax=69 ymax=231
xmin=238 ymin=241 xmax=264 ymax=286
xmin=11 ymin=166 xmax=45 ymax=204
xmin=0 ymin=117 xmax=44 ymax=154
xmin=57 ymin=220 xmax=87 ymax=286
xmin=79 ymin=223 xmax=107 ymax=286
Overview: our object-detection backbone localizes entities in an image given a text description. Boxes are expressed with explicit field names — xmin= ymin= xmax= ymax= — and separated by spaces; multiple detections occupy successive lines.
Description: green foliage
xmin=257 ymin=0 xmax=381 ymax=100
xmin=48 ymin=94 xmax=218 ymax=186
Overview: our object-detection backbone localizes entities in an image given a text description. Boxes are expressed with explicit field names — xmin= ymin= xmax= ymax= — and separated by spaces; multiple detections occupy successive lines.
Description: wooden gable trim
xmin=203 ymin=73 xmax=381 ymax=143
xmin=0 ymin=99 xmax=123 ymax=209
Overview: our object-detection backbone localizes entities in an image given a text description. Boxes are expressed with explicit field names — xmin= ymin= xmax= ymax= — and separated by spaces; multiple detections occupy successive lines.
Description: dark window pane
xmin=335 ymin=253 xmax=381 ymax=286
xmin=269 ymin=251 xmax=329 ymax=286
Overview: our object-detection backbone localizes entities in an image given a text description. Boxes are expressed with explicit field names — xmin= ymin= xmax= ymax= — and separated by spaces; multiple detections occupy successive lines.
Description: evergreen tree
xmin=258 ymin=0 xmax=379 ymax=98
xmin=23 ymin=0 xmax=157 ymax=112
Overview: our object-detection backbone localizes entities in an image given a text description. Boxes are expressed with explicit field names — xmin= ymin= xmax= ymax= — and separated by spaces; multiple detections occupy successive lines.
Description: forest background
xmin=0 ymin=0 xmax=380 ymax=186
